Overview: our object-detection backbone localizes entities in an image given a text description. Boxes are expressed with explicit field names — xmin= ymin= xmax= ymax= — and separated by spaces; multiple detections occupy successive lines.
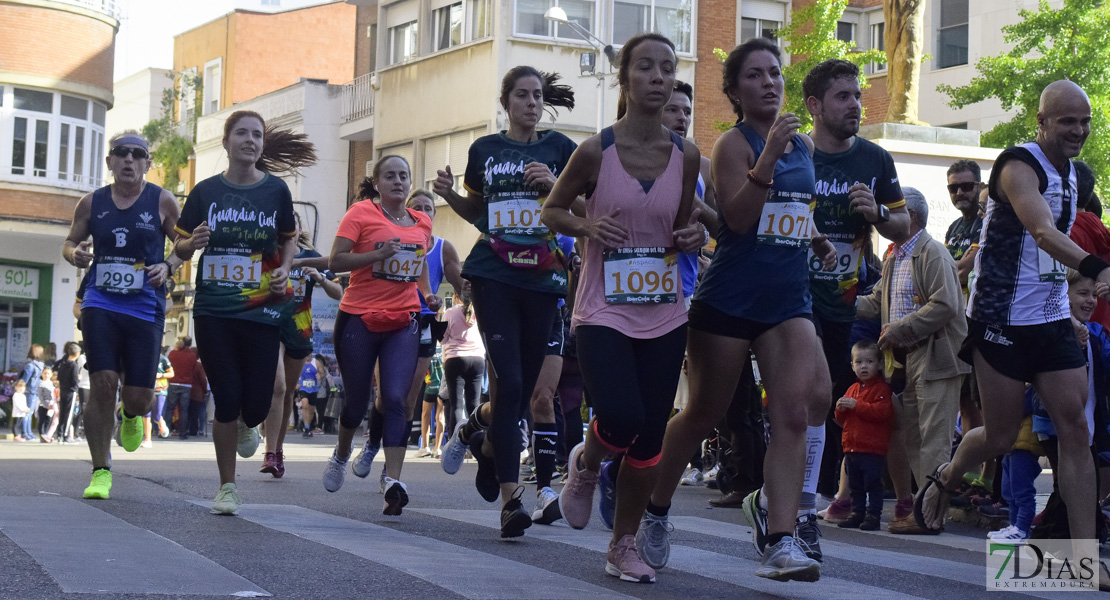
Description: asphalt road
xmin=0 ymin=435 xmax=1093 ymax=599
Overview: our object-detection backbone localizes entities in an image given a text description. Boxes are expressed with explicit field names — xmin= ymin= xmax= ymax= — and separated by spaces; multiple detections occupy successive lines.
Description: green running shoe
xmin=118 ymin=408 xmax=143 ymax=452
xmin=83 ymin=469 xmax=112 ymax=499
xmin=211 ymin=483 xmax=243 ymax=515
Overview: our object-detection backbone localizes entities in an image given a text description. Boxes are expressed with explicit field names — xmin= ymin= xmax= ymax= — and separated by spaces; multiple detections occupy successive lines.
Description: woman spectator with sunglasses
xmin=62 ymin=130 xmax=183 ymax=500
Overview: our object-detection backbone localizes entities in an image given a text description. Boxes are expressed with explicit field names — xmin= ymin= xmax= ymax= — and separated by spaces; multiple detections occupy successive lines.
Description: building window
xmin=433 ymin=2 xmax=463 ymax=51
xmin=740 ymin=17 xmax=780 ymax=43
xmin=516 ymin=0 xmax=596 ymax=40
xmin=390 ymin=20 xmax=419 ymax=64
xmin=180 ymin=67 xmax=197 ymax=133
xmin=836 ymin=21 xmax=855 ymax=44
xmin=14 ymin=88 xmax=53 ymax=113
xmin=613 ymin=0 xmax=693 ymax=54
xmin=385 ymin=0 xmax=420 ymax=65
xmin=869 ymin=21 xmax=885 ymax=73
xmin=203 ymin=59 xmax=222 ymax=115
xmin=469 ymin=0 xmax=491 ymax=40
xmin=937 ymin=0 xmax=968 ymax=68
xmin=739 ymin=0 xmax=784 ymax=44
xmin=2 ymin=86 xmax=105 ymax=189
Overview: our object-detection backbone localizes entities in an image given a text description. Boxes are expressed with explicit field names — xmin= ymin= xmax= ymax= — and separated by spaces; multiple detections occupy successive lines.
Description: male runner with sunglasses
xmin=62 ymin=130 xmax=182 ymax=499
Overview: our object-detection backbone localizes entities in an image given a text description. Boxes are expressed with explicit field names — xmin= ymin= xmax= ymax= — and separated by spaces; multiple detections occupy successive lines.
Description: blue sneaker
xmin=598 ymin=461 xmax=617 ymax=531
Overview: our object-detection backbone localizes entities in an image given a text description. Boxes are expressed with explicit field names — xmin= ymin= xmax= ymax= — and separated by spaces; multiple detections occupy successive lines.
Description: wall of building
xmin=231 ymin=3 xmax=358 ymax=105
xmin=0 ymin=223 xmax=76 ymax=364
xmin=0 ymin=1 xmax=117 ymax=105
xmin=105 ymin=68 xmax=173 ymax=138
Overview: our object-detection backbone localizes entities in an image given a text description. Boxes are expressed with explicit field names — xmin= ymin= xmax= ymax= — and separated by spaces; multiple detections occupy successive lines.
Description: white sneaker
xmin=635 ymin=511 xmax=673 ymax=569
xmin=351 ymin=440 xmax=379 ymax=478
xmin=755 ymin=536 xmax=820 ymax=582
xmin=140 ymin=440 xmax=153 ymax=449
xmin=236 ymin=420 xmax=260 ymax=459
xmin=532 ymin=486 xmax=562 ymax=525
xmin=413 ymin=446 xmax=433 ymax=458
xmin=680 ymin=466 xmax=705 ymax=486
xmin=988 ymin=525 xmax=1028 ymax=540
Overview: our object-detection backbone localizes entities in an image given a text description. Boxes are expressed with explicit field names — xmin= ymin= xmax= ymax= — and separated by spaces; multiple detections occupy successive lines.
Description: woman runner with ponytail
xmin=174 ymin=110 xmax=315 ymax=515
xmin=321 ymin=155 xmax=440 ymax=516
xmin=433 ymin=66 xmax=576 ymax=538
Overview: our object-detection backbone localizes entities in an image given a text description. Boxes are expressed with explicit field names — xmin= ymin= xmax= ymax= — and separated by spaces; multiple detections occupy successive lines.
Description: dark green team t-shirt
xmin=461 ymin=130 xmax=576 ymax=296
xmin=811 ymin=137 xmax=904 ymax=322
xmin=176 ymin=173 xmax=296 ymax=325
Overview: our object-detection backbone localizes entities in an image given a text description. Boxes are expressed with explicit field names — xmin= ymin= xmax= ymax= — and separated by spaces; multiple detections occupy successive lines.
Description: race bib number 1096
xmin=603 ymin=247 xmax=678 ymax=305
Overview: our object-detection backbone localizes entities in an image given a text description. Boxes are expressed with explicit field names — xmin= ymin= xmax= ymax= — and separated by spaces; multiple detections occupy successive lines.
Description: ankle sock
xmin=647 ymin=501 xmax=669 ymax=517
xmin=93 ymin=467 xmax=110 ymax=472
xmin=532 ymin=424 xmax=557 ymax=489
xmin=766 ymin=532 xmax=790 ymax=547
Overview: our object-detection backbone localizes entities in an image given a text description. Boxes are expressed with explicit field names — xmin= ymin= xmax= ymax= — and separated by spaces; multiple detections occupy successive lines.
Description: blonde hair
xmin=14 ymin=380 xmax=26 ymax=391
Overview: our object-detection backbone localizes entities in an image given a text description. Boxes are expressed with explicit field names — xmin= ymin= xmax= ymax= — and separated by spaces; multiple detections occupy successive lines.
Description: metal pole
xmin=597 ymin=75 xmax=604 ymax=133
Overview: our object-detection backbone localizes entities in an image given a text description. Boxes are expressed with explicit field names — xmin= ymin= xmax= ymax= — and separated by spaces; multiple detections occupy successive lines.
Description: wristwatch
xmin=873 ymin=204 xmax=890 ymax=224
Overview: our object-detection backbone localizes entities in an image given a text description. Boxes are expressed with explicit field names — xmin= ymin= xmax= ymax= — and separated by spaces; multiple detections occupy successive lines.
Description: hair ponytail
xmin=223 ymin=110 xmax=318 ymax=175
xmin=500 ymin=66 xmax=576 ymax=118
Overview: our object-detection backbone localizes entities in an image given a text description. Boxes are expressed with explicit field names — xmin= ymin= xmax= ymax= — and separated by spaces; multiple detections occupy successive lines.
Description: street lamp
xmin=544 ymin=6 xmax=617 ymax=133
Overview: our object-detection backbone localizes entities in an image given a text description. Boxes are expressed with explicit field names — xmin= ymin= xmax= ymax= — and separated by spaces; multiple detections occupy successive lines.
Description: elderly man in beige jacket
xmin=857 ymin=186 xmax=970 ymax=534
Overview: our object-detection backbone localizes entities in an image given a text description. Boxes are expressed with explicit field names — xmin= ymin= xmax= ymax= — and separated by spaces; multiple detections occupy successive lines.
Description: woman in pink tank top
xmin=541 ymin=32 xmax=706 ymax=584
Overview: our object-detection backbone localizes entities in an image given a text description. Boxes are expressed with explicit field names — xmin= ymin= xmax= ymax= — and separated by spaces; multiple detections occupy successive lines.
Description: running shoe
xmin=742 ymin=488 xmax=769 ymax=555
xmin=413 ymin=446 xmax=433 ymax=459
xmin=501 ymin=486 xmax=532 ymax=539
xmin=755 ymin=536 xmax=820 ymax=582
xmin=140 ymin=440 xmax=153 ymax=449
xmin=383 ymin=478 xmax=409 ymax=516
xmin=441 ymin=419 xmax=468 ymax=475
xmin=236 ymin=420 xmax=260 ymax=459
xmin=469 ymin=430 xmax=500 ymax=502
xmin=635 ymin=511 xmax=673 ymax=569
xmin=260 ymin=452 xmax=285 ymax=478
xmin=82 ymin=469 xmax=112 ymax=500
xmin=679 ymin=466 xmax=704 ymax=486
xmin=988 ymin=525 xmax=1029 ymax=541
xmin=532 ymin=486 xmax=562 ymax=525
xmin=117 ymin=408 xmax=143 ymax=452
xmin=558 ymin=442 xmax=599 ymax=529
xmin=606 ymin=534 xmax=656 ymax=583
xmin=323 ymin=452 xmax=347 ymax=492
xmin=819 ymin=496 xmax=851 ymax=524
xmin=157 ymin=419 xmax=170 ymax=439
xmin=794 ymin=513 xmax=823 ymax=562
xmin=210 ymin=482 xmax=243 ymax=516
xmin=351 ymin=440 xmax=380 ymax=479
xmin=597 ymin=461 xmax=617 ymax=531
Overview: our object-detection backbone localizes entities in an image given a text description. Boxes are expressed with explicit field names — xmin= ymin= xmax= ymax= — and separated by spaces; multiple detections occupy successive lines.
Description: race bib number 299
xmin=95 ymin=262 xmax=143 ymax=294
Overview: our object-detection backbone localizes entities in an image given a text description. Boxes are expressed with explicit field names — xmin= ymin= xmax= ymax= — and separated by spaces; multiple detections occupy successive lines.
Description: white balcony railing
xmin=340 ymin=73 xmax=375 ymax=124
xmin=55 ymin=0 xmax=122 ymax=20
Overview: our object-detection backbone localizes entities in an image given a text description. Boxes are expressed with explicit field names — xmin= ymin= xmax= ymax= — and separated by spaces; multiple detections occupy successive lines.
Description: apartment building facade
xmin=0 ymin=0 xmax=120 ymax=369
xmin=341 ymin=0 xmax=700 ymax=258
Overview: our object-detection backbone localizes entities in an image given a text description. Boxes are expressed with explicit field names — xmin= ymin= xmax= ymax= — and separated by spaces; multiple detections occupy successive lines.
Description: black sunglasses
xmin=947 ymin=182 xmax=979 ymax=194
xmin=111 ymin=146 xmax=149 ymax=160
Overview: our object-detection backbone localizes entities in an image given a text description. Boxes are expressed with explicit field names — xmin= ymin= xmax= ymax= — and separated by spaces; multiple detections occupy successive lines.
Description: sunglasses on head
xmin=947 ymin=182 xmax=979 ymax=194
xmin=110 ymin=146 xmax=149 ymax=160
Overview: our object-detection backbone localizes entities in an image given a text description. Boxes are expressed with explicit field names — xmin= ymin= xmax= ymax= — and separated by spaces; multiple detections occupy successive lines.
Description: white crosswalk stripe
xmin=193 ymin=501 xmax=636 ymax=600
xmin=0 ymin=496 xmax=268 ymax=596
xmin=412 ymin=508 xmax=930 ymax=600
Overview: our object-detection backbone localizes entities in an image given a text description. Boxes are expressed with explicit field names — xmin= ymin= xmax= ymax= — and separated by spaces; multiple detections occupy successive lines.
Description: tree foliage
xmin=939 ymin=0 xmax=1110 ymax=186
xmin=141 ymin=71 xmax=201 ymax=194
xmin=713 ymin=0 xmax=886 ymax=132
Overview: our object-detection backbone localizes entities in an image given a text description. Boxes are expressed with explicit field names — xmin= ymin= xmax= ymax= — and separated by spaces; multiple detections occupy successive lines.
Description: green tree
xmin=939 ymin=0 xmax=1110 ymax=186
xmin=141 ymin=71 xmax=201 ymax=194
xmin=714 ymin=0 xmax=886 ymax=132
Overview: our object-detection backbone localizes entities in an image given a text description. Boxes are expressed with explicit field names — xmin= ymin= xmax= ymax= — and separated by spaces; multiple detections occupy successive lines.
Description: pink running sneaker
xmin=606 ymin=534 xmax=656 ymax=583
xmin=558 ymin=442 xmax=599 ymax=529
xmin=820 ymin=496 xmax=851 ymax=525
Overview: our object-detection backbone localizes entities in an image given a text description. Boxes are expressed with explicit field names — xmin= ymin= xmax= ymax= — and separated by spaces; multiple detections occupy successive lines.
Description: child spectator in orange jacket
xmin=834 ymin=340 xmax=894 ymax=530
